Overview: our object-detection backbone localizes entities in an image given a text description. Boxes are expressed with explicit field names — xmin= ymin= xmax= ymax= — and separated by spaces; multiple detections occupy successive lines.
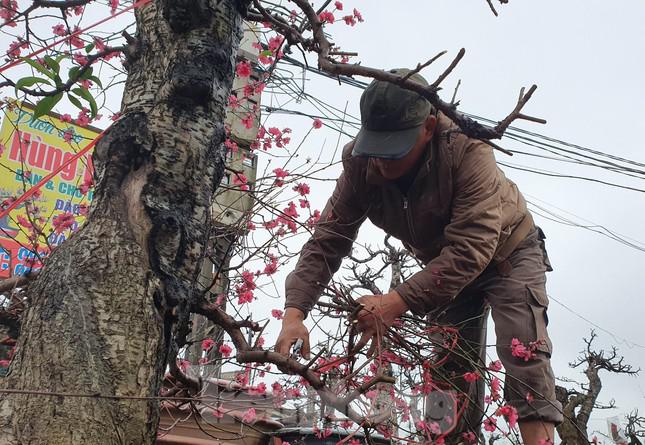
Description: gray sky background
xmin=1 ymin=0 xmax=643 ymax=440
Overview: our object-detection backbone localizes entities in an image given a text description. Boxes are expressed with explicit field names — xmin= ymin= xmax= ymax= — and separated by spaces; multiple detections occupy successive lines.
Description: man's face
xmin=372 ymin=115 xmax=436 ymax=180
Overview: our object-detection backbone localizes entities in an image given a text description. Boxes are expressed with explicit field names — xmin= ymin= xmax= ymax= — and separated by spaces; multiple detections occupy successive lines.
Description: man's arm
xmin=276 ymin=152 xmax=368 ymax=358
xmin=284 ymin=165 xmax=368 ymax=316
xmin=395 ymin=141 xmax=504 ymax=315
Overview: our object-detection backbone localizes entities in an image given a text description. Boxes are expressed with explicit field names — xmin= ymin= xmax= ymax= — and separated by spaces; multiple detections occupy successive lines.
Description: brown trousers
xmin=425 ymin=227 xmax=563 ymax=439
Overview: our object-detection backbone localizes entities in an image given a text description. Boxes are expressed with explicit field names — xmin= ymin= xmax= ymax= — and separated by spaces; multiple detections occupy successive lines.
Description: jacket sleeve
xmin=284 ymin=161 xmax=368 ymax=317
xmin=395 ymin=142 xmax=503 ymax=315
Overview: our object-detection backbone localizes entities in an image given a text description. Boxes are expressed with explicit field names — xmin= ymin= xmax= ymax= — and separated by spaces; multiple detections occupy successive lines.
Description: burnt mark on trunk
xmin=162 ymin=0 xmax=211 ymax=33
xmin=166 ymin=46 xmax=232 ymax=108
xmin=92 ymin=113 xmax=154 ymax=198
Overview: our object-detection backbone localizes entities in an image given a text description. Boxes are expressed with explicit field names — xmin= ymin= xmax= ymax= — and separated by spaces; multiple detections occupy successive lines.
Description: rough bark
xmin=0 ymin=1 xmax=244 ymax=443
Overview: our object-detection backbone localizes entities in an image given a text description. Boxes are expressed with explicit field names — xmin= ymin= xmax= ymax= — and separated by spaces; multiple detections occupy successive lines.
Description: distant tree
xmin=556 ymin=331 xmax=640 ymax=445
xmin=625 ymin=410 xmax=645 ymax=445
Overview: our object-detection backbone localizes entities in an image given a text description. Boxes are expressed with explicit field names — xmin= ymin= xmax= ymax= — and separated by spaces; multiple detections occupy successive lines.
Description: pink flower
xmin=283 ymin=201 xmax=299 ymax=219
xmin=62 ymin=129 xmax=74 ymax=143
xmin=109 ymin=0 xmax=119 ymax=14
xmin=343 ymin=15 xmax=356 ymax=26
xmin=319 ymin=11 xmax=335 ymax=24
xmin=463 ymin=371 xmax=480 ymax=383
xmin=248 ymin=382 xmax=267 ymax=395
xmin=312 ymin=118 xmax=323 ymax=129
xmin=242 ymin=407 xmax=256 ymax=423
xmin=462 ymin=432 xmax=477 ymax=444
xmin=272 ymin=167 xmax=289 ymax=186
xmin=212 ymin=407 xmax=225 ymax=418
xmin=353 ymin=8 xmax=364 ymax=22
xmin=488 ymin=360 xmax=503 ymax=372
xmin=228 ymin=94 xmax=240 ymax=109
xmin=511 ymin=338 xmax=536 ymax=361
xmin=307 ymin=210 xmax=321 ymax=228
xmin=60 ymin=113 xmax=72 ymax=123
xmin=268 ymin=35 xmax=284 ymax=52
xmin=52 ymin=23 xmax=67 ymax=36
xmin=177 ymin=359 xmax=191 ymax=373
xmin=334 ymin=1 xmax=343 ymax=10
xmin=483 ymin=417 xmax=497 ymax=432
xmin=241 ymin=113 xmax=254 ymax=129
xmin=79 ymin=177 xmax=93 ymax=195
xmin=73 ymin=53 xmax=89 ymax=66
xmin=201 ymin=338 xmax=215 ymax=351
xmin=236 ymin=60 xmax=252 ymax=77
xmin=496 ymin=404 xmax=519 ymax=430
xmin=219 ymin=343 xmax=232 ymax=358
xmin=75 ymin=109 xmax=91 ymax=127
xmin=293 ymin=183 xmax=310 ymax=196
xmin=52 ymin=213 xmax=76 ymax=233
xmin=271 ymin=309 xmax=283 ymax=320
xmin=264 ymin=255 xmax=278 ymax=275
xmin=237 ymin=290 xmax=253 ymax=304
xmin=233 ymin=172 xmax=249 ymax=191
xmin=224 ymin=138 xmax=239 ymax=154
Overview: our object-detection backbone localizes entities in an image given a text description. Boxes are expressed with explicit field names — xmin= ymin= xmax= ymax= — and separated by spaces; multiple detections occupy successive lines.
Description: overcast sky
xmin=1 ymin=0 xmax=643 ymax=440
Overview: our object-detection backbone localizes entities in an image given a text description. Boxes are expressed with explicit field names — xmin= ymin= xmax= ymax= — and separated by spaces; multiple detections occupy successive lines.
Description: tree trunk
xmin=0 ymin=1 xmax=244 ymax=443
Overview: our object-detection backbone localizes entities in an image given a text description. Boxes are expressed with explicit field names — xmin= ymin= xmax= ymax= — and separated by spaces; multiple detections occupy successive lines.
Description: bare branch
xmin=485 ymin=0 xmax=499 ymax=17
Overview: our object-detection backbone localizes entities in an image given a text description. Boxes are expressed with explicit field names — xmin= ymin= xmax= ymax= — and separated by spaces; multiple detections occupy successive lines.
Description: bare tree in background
xmin=625 ymin=410 xmax=645 ymax=445
xmin=555 ymin=331 xmax=639 ymax=445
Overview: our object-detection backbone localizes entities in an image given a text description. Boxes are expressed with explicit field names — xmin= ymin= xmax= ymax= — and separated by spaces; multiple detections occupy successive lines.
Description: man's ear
xmin=423 ymin=114 xmax=437 ymax=141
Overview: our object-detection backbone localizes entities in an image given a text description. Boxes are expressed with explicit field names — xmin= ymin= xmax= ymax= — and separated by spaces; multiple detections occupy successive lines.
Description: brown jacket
xmin=285 ymin=113 xmax=531 ymax=316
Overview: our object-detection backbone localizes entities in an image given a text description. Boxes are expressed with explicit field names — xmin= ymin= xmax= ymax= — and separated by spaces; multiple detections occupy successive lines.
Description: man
xmin=275 ymin=69 xmax=563 ymax=444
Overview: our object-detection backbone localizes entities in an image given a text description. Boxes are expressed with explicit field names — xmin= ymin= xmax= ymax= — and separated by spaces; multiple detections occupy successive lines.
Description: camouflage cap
xmin=352 ymin=68 xmax=432 ymax=159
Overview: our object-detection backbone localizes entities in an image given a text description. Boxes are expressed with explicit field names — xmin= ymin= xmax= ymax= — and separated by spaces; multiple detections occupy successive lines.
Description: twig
xmin=485 ymin=0 xmax=499 ymax=16
xmin=429 ymin=48 xmax=466 ymax=90
xmin=400 ymin=51 xmax=447 ymax=82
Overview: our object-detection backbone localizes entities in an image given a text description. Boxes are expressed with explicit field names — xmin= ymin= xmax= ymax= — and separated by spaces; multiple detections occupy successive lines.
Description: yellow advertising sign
xmin=0 ymin=102 xmax=100 ymax=278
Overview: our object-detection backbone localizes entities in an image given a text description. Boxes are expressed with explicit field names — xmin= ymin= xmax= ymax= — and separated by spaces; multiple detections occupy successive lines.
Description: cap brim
xmin=352 ymin=125 xmax=421 ymax=159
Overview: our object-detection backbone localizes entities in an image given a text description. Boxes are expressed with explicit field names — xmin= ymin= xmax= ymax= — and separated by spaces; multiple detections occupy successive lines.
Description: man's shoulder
xmin=435 ymin=113 xmax=491 ymax=168
xmin=341 ymin=140 xmax=368 ymax=170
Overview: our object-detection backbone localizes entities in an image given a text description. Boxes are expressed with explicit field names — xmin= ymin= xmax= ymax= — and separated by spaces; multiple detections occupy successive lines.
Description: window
xmin=242 ymin=151 xmax=255 ymax=168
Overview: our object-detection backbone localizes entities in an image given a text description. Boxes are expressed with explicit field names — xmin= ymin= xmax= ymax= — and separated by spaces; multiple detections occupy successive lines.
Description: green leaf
xmin=32 ymin=93 xmax=63 ymax=120
xmin=68 ymin=66 xmax=80 ymax=83
xmin=43 ymin=56 xmax=60 ymax=75
xmin=15 ymin=76 xmax=51 ymax=90
xmin=67 ymin=92 xmax=84 ymax=111
xmin=79 ymin=67 xmax=94 ymax=80
xmin=21 ymin=57 xmax=56 ymax=80
xmin=84 ymin=42 xmax=95 ymax=54
xmin=71 ymin=87 xmax=97 ymax=118
xmin=88 ymin=75 xmax=103 ymax=89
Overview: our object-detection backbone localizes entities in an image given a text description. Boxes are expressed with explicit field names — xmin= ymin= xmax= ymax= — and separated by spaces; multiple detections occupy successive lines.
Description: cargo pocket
xmin=526 ymin=285 xmax=553 ymax=356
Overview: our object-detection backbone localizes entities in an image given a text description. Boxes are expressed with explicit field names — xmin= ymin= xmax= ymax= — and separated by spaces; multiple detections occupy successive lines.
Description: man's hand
xmin=275 ymin=307 xmax=311 ymax=359
xmin=352 ymin=291 xmax=409 ymax=357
